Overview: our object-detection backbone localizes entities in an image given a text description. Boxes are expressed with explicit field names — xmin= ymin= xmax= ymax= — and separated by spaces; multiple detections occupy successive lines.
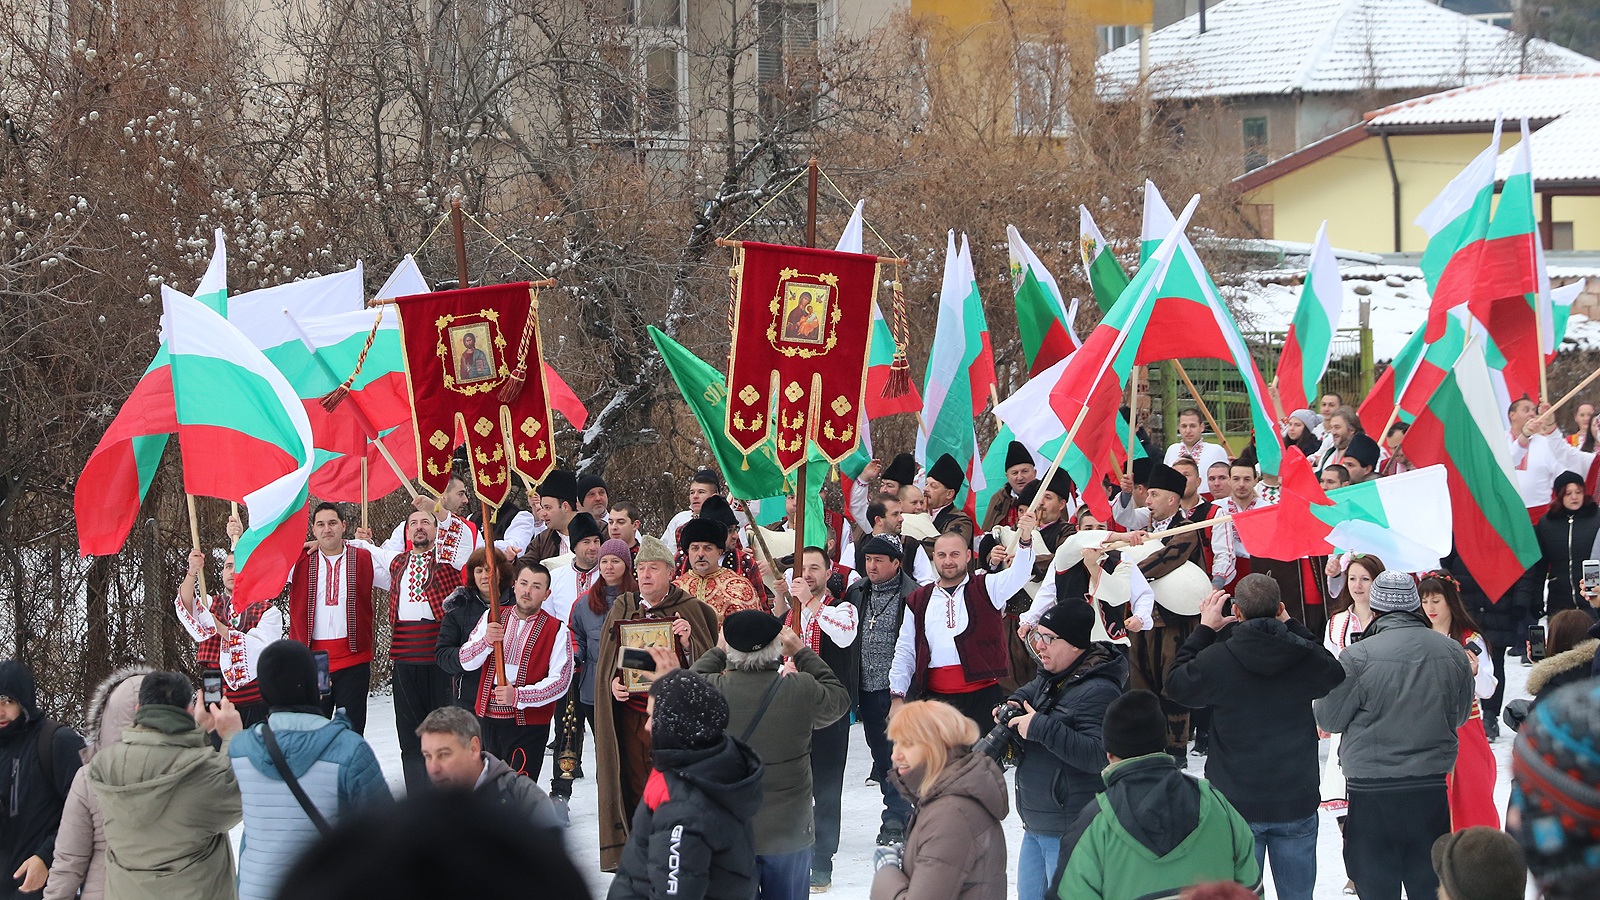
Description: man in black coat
xmin=997 ymin=598 xmax=1127 ymax=900
xmin=0 ymin=660 xmax=85 ymax=898
xmin=1164 ymin=574 xmax=1345 ymax=900
xmin=842 ymin=535 xmax=919 ymax=845
xmin=607 ymin=670 xmax=763 ymax=900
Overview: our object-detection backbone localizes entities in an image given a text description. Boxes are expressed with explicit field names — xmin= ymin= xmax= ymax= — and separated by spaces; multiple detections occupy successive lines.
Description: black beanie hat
xmin=1343 ymin=433 xmax=1381 ymax=469
xmin=1016 ymin=481 xmax=1042 ymax=507
xmin=927 ymin=453 xmax=964 ymax=494
xmin=1130 ymin=456 xmax=1155 ymax=487
xmin=567 ymin=512 xmax=604 ymax=546
xmin=882 ymin=452 xmax=918 ymax=486
xmin=649 ymin=670 xmax=729 ymax=753
xmin=1103 ymin=689 xmax=1168 ymax=759
xmin=697 ymin=495 xmax=740 ymax=529
xmin=1004 ymin=441 xmax=1033 ymax=472
xmin=575 ymin=474 xmax=607 ymax=504
xmin=0 ymin=660 xmax=39 ymax=717
xmin=1044 ymin=469 xmax=1075 ymax=500
xmin=259 ymin=640 xmax=321 ymax=710
xmin=723 ymin=610 xmax=782 ymax=653
xmin=861 ymin=534 xmax=904 ymax=562
xmin=1039 ymin=599 xmax=1095 ymax=649
xmin=537 ymin=470 xmax=578 ymax=506
xmin=1146 ymin=463 xmax=1186 ymax=496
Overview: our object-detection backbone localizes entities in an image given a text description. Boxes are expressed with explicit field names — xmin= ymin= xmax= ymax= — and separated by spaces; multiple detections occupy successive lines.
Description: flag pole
xmin=1173 ymin=360 xmax=1233 ymax=457
xmin=1125 ymin=366 xmax=1139 ymax=478
xmin=454 ymin=197 xmax=506 ymax=688
xmin=736 ymin=501 xmax=790 ymax=620
xmin=1104 ymin=512 xmax=1232 ymax=547
xmin=788 ymin=157 xmax=821 ymax=568
xmin=360 ymin=456 xmax=369 ymax=532
xmin=229 ymin=502 xmax=240 ymax=548
xmin=186 ymin=493 xmax=210 ymax=601
xmin=1532 ymin=363 xmax=1600 ymax=426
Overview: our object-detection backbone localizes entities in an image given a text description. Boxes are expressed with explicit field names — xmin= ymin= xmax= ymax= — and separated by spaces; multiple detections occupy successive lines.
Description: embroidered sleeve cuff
xmin=221 ymin=631 xmax=251 ymax=689
xmin=174 ymin=596 xmax=218 ymax=642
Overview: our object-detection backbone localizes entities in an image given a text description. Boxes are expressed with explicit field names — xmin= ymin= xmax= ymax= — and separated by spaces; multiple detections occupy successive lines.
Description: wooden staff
xmin=1533 ymin=362 xmax=1600 ymax=427
xmin=735 ymin=501 xmax=790 ymax=621
xmin=1029 ymin=396 xmax=1100 ymax=518
xmin=186 ymin=494 xmax=209 ymax=600
xmin=453 ymin=198 xmax=506 ymax=688
xmin=787 ymin=158 xmax=821 ymax=561
xmin=1125 ymin=366 xmax=1139 ymax=478
xmin=1102 ymin=512 xmax=1233 ymax=549
xmin=229 ymin=501 xmax=240 ymax=548
xmin=1173 ymin=360 xmax=1233 ymax=457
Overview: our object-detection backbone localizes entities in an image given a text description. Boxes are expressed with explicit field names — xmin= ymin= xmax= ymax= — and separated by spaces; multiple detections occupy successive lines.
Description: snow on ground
xmin=346 ymin=661 xmax=1532 ymax=900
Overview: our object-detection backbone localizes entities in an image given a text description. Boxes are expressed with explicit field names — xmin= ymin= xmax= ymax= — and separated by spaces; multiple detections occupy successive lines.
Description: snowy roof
xmin=1495 ymin=105 xmax=1600 ymax=184
xmin=1366 ymin=73 xmax=1600 ymax=128
xmin=1229 ymin=264 xmax=1600 ymax=360
xmin=1098 ymin=0 xmax=1600 ymax=100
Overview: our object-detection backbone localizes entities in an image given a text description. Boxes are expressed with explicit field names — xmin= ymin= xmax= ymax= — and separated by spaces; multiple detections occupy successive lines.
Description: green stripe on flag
xmin=168 ymin=355 xmax=310 ymax=466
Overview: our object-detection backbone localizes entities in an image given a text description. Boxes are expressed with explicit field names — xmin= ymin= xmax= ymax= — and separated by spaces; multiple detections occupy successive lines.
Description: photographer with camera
xmin=987 ymin=599 xmax=1127 ymax=900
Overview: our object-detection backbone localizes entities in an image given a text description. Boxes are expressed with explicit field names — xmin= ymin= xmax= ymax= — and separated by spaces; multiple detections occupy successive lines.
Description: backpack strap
xmin=738 ymin=674 xmax=786 ymax=744
xmin=35 ymin=719 xmax=60 ymax=800
xmin=261 ymin=721 xmax=333 ymax=836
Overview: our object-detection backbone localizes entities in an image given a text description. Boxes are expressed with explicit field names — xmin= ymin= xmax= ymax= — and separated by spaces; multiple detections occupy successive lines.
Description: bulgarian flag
xmin=1131 ymin=183 xmax=1284 ymax=475
xmin=838 ymin=200 xmax=923 ymax=420
xmin=1009 ymin=225 xmax=1081 ymax=376
xmin=1420 ymin=117 xmax=1503 ymax=342
xmin=163 ymin=288 xmax=315 ymax=605
xmin=1275 ymin=223 xmax=1343 ymax=415
xmin=1468 ymin=117 xmax=1551 ymax=402
xmin=1357 ymin=326 xmax=1426 ymax=437
xmin=1018 ymin=199 xmax=1199 ymax=521
xmin=75 ymin=231 xmax=227 ymax=556
xmin=918 ymin=232 xmax=995 ymax=520
xmin=1404 ymin=335 xmax=1540 ymax=598
xmin=1232 ymin=447 xmax=1451 ymax=573
xmin=1080 ymin=206 xmax=1129 ymax=311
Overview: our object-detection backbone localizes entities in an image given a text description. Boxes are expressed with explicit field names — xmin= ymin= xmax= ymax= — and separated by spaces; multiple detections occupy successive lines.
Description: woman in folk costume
xmin=1319 ymin=554 xmax=1383 ymax=821
xmin=1418 ymin=571 xmax=1500 ymax=829
xmin=592 ymin=534 xmax=719 ymax=872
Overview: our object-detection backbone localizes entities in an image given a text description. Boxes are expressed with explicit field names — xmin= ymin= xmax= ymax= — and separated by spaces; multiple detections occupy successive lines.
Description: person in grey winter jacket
xmin=997 ymin=599 xmax=1126 ymax=900
xmin=418 ymin=705 xmax=561 ymax=836
xmin=42 ymin=667 xmax=150 ymax=900
xmin=228 ymin=641 xmax=390 ymax=900
xmin=1165 ymin=577 xmax=1345 ymax=900
xmin=1315 ymin=572 xmax=1473 ymax=900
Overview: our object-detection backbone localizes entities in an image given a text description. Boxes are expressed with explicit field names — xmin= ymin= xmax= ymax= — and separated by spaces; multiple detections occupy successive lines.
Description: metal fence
xmin=1145 ymin=327 xmax=1373 ymax=449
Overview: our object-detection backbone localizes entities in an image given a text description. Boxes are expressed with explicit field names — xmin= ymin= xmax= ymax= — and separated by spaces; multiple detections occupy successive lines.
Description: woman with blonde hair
xmin=871 ymin=700 xmax=1009 ymax=900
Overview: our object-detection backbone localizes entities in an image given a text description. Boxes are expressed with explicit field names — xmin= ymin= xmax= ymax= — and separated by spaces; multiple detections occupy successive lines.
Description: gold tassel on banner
xmin=497 ymin=287 xmax=541 ymax=403
xmin=881 ymin=267 xmax=912 ymax=400
xmin=320 ymin=309 xmax=384 ymax=412
xmin=727 ymin=254 xmax=742 ymax=339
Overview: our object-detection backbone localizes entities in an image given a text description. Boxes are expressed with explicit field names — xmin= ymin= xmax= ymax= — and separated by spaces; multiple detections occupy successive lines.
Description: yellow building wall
xmin=1244 ymin=131 xmax=1600 ymax=253
xmin=910 ymin=0 xmax=1152 ymax=30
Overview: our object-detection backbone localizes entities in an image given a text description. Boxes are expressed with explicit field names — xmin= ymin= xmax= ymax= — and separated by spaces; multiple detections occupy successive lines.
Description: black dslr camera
xmin=974 ymin=701 xmax=1025 ymax=765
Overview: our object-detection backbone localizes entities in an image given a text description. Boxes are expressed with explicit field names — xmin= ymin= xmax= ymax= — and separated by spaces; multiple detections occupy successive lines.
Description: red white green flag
xmin=1132 ymin=182 xmax=1284 ymax=475
xmin=1081 ymin=206 xmax=1130 ymax=310
xmin=1420 ymin=116 xmax=1503 ymax=342
xmin=163 ymin=287 xmax=315 ymax=605
xmin=75 ymin=231 xmax=227 ymax=556
xmin=839 ymin=201 xmax=923 ymax=420
xmin=1275 ymin=223 xmax=1343 ymax=415
xmin=1009 ymin=225 xmax=1081 ymax=376
xmin=1404 ymin=335 xmax=1540 ymax=598
xmin=917 ymin=232 xmax=995 ymax=520
xmin=1467 ymin=117 xmax=1550 ymax=402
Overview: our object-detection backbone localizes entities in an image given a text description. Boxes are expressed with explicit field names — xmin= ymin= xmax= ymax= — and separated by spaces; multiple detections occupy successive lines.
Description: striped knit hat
xmin=1368 ymin=570 xmax=1420 ymax=614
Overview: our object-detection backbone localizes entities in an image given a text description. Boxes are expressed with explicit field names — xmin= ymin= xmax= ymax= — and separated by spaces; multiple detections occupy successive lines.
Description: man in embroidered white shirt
xmin=380 ymin=475 xmax=483 ymax=560
xmin=1509 ymin=397 xmax=1592 ymax=515
xmin=888 ymin=509 xmax=1037 ymax=732
xmin=459 ymin=560 xmax=574 ymax=782
xmin=1163 ymin=408 xmax=1230 ymax=476
xmin=175 ymin=521 xmax=282 ymax=729
xmin=1211 ymin=460 xmax=1268 ymax=591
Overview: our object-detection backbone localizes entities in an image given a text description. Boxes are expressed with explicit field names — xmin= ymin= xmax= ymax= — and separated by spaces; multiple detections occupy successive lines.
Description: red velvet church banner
xmin=725 ymin=242 xmax=880 ymax=472
xmin=392 ymin=282 xmax=555 ymax=507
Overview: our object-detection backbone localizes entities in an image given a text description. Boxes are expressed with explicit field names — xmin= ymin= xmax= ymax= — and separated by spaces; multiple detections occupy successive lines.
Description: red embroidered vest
xmin=386 ymin=553 xmax=460 ymax=664
xmin=474 ymin=608 xmax=563 ymax=726
xmin=288 ymin=546 xmax=375 ymax=670
xmin=904 ymin=575 xmax=1008 ymax=699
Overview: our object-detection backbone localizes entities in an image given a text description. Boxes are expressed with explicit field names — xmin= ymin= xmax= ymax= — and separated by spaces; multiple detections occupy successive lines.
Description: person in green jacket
xmin=88 ymin=671 xmax=243 ymax=900
xmin=1056 ymin=690 xmax=1261 ymax=900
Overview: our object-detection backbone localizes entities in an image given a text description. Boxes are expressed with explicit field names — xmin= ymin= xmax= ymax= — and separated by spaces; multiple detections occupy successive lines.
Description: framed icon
xmin=779 ymin=282 xmax=830 ymax=345
xmin=449 ymin=322 xmax=497 ymax=385
xmin=614 ymin=618 xmax=685 ymax=693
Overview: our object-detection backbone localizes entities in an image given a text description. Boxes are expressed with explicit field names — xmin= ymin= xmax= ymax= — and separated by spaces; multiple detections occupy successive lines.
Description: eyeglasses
xmin=1031 ymin=631 xmax=1060 ymax=647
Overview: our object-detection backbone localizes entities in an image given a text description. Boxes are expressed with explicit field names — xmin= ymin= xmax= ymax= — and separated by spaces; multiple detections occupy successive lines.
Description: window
xmin=596 ymin=0 xmax=685 ymax=135
xmin=1015 ymin=42 xmax=1072 ymax=136
xmin=1552 ymin=222 xmax=1574 ymax=252
xmin=1096 ymin=25 xmax=1139 ymax=54
xmin=1243 ymin=116 xmax=1269 ymax=171
xmin=758 ymin=1 xmax=820 ymax=122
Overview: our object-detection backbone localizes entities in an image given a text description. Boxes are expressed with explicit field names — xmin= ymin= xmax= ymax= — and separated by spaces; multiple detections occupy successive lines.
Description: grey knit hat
xmin=649 ymin=670 xmax=729 ymax=753
xmin=1369 ymin=569 xmax=1420 ymax=613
